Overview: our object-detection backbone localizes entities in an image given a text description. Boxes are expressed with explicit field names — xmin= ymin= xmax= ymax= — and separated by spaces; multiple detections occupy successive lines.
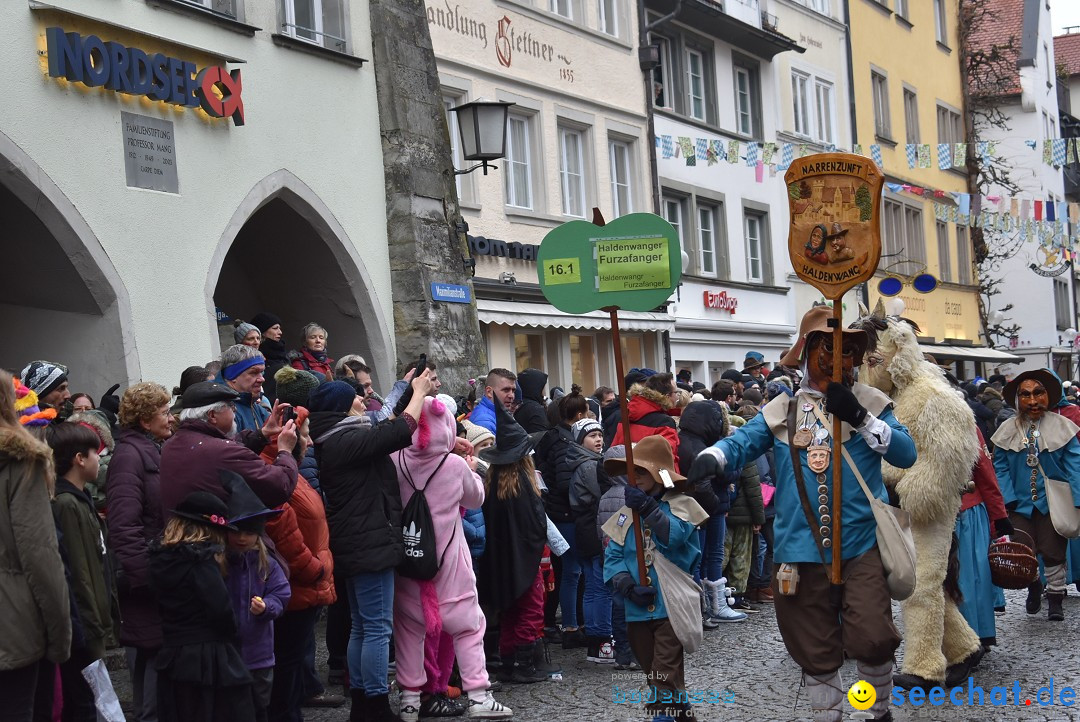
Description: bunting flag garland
xmin=1043 ymin=139 xmax=1053 ymax=166
xmin=871 ymin=144 xmax=883 ymax=168
xmin=906 ymin=144 xmax=917 ymax=169
xmin=706 ymin=140 xmax=720 ymax=166
xmin=695 ymin=138 xmax=708 ymax=161
xmin=755 ymin=161 xmax=765 ymax=183
xmin=745 ymin=142 xmax=759 ymax=167
xmin=1052 ymin=138 xmax=1067 ymax=168
xmin=953 ymin=143 xmax=967 ymax=168
xmin=780 ymin=143 xmax=794 ymax=169
xmin=937 ymin=143 xmax=951 ymax=170
xmin=727 ymin=140 xmax=740 ymax=165
xmin=661 ymin=135 xmax=673 ymax=159
xmin=762 ymin=142 xmax=777 ymax=165
xmin=678 ymin=137 xmax=695 ymax=166
xmin=918 ymin=144 xmax=932 ymax=168
xmin=853 ymin=143 xmax=863 ymax=156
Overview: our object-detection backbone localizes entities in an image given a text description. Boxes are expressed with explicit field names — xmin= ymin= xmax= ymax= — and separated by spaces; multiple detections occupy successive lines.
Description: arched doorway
xmin=208 ymin=172 xmax=392 ymax=388
xmin=0 ymin=131 xmax=137 ymax=395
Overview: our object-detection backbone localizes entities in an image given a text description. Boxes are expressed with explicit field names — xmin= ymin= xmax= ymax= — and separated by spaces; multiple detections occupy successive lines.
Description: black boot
xmin=944 ymin=647 xmax=985 ymax=687
xmin=1026 ymin=580 xmax=1044 ymax=614
xmin=365 ymin=693 xmax=402 ymax=722
xmin=532 ymin=638 xmax=562 ymax=674
xmin=350 ymin=689 xmax=368 ymax=722
xmin=892 ymin=673 xmax=942 ymax=691
xmin=511 ymin=642 xmax=550 ymax=683
xmin=1048 ymin=592 xmax=1065 ymax=621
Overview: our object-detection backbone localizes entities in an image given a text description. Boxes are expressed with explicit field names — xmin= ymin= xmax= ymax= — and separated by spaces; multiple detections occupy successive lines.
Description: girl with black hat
xmin=222 ymin=472 xmax=291 ymax=722
xmin=476 ymin=402 xmax=550 ymax=684
xmin=149 ymin=490 xmax=255 ymax=722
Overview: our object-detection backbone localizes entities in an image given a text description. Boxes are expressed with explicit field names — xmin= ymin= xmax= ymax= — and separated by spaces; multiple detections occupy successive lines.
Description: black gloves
xmin=624 ymin=486 xmax=658 ymax=517
xmin=825 ymin=382 xmax=868 ymax=427
xmin=392 ymin=384 xmax=414 ymax=417
xmin=688 ymin=452 xmax=722 ymax=488
xmin=626 ymin=584 xmax=658 ymax=607
xmin=98 ymin=384 xmax=121 ymax=416
xmin=994 ymin=517 xmax=1015 ymax=539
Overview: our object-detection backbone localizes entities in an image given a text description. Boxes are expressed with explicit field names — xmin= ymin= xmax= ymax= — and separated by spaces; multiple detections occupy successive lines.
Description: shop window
xmin=559 ymin=125 xmax=588 ymax=218
xmin=956 ymin=226 xmax=972 ymax=284
xmin=282 ymin=0 xmax=348 ymax=52
xmin=505 ymin=114 xmax=535 ymax=210
xmin=570 ymin=335 xmax=599 ymax=393
xmin=598 ymin=0 xmax=619 ymax=36
xmin=619 ymin=334 xmax=645 ymax=370
xmin=871 ymin=70 xmax=891 ymax=140
xmin=515 ymin=332 xmax=546 ymax=372
xmin=181 ymin=0 xmax=238 ymax=16
xmin=936 ymin=220 xmax=951 ymax=282
xmin=609 ymin=139 xmax=634 ymax=217
xmin=903 ymin=87 xmax=919 ymax=145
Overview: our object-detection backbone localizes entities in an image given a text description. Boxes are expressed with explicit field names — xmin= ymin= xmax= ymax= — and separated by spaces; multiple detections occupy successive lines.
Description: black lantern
xmin=450 ymin=100 xmax=514 ymax=175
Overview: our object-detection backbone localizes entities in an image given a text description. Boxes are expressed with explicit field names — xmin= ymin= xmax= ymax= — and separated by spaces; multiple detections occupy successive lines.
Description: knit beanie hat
xmin=274 ymin=367 xmax=322 ymax=408
xmin=250 ymin=311 xmax=282 ymax=334
xmin=307 ymin=380 xmax=357 ymax=414
xmin=461 ymin=420 xmax=495 ymax=448
xmin=13 ymin=377 xmax=56 ymax=427
xmin=20 ymin=360 xmax=68 ymax=399
xmin=570 ymin=418 xmax=602 ymax=444
xmin=233 ymin=321 xmax=259 ymax=344
xmin=436 ymin=393 xmax=458 ymax=418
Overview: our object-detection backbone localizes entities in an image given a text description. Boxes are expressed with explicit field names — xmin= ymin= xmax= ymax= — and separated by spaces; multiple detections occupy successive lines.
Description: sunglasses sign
xmin=785 ymin=153 xmax=884 ymax=300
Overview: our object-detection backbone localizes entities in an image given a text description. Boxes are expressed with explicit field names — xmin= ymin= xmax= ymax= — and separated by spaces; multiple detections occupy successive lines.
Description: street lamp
xmin=450 ymin=100 xmax=514 ymax=175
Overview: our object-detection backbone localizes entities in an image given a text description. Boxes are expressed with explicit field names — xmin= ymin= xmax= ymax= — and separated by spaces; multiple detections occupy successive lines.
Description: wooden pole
xmin=830 ymin=302 xmax=843 ymax=584
xmin=607 ymin=305 xmax=649 ymax=584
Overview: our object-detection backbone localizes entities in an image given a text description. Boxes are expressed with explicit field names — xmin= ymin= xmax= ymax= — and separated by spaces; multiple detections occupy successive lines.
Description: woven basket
xmin=989 ymin=529 xmax=1038 ymax=589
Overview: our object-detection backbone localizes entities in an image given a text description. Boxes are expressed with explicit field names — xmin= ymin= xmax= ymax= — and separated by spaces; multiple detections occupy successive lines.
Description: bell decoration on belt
xmin=806 ymin=440 xmax=831 ymax=474
xmin=1026 ymin=453 xmax=1039 ymax=468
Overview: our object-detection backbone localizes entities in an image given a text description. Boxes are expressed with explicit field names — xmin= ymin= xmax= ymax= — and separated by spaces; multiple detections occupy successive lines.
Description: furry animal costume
xmin=852 ymin=311 xmax=982 ymax=684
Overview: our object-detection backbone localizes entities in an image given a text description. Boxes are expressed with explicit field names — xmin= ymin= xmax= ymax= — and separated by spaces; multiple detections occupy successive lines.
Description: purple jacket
xmin=106 ymin=428 xmax=164 ymax=648
xmin=225 ymin=549 xmax=290 ymax=669
xmin=159 ymin=420 xmax=298 ymax=517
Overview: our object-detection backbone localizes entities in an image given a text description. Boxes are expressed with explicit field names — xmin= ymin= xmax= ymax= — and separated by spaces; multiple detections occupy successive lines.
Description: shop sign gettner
xmin=45 ymin=27 xmax=245 ymax=126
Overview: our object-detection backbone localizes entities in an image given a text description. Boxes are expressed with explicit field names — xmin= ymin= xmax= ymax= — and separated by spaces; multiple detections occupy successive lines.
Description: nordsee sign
xmin=430 ymin=283 xmax=472 ymax=304
xmin=45 ymin=27 xmax=245 ymax=126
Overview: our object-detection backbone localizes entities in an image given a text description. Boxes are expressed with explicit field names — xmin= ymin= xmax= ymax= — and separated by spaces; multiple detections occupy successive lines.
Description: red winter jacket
xmin=626 ymin=387 xmax=681 ymax=473
xmin=290 ymin=349 xmax=334 ymax=381
xmin=960 ymin=428 xmax=1007 ymax=522
xmin=264 ymin=476 xmax=336 ymax=611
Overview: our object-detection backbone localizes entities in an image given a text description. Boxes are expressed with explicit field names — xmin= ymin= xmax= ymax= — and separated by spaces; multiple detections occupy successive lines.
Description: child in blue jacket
xmin=603 ymin=436 xmax=705 ymax=722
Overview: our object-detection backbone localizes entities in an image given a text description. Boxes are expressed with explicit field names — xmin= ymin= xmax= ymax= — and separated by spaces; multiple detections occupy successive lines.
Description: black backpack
xmin=397 ymin=452 xmax=451 ymax=580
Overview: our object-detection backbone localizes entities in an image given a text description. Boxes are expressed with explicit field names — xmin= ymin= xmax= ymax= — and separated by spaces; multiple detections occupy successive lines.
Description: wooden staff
xmin=830 ymin=306 xmax=843 ymax=584
xmin=606 ymin=306 xmax=650 ymax=584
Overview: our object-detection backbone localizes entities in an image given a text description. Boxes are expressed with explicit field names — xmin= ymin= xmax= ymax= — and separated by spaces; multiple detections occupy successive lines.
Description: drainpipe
xmin=640 ymin=0 xmax=683 ymax=215
xmin=843 ymin=0 xmax=857 ymax=148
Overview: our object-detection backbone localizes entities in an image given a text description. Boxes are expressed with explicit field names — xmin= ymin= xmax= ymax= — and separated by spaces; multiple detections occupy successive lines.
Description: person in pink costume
xmin=392 ymin=396 xmax=513 ymax=721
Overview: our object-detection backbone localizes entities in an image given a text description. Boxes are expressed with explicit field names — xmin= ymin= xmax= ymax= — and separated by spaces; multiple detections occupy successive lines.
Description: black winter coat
xmin=309 ymin=413 xmax=414 ymax=576
xmin=728 ymin=461 xmax=765 ymax=527
xmin=541 ymin=425 xmax=576 ymax=523
xmin=514 ymin=369 xmax=550 ymax=434
xmin=259 ymin=339 xmax=289 ymax=403
xmin=601 ymin=400 xmax=622 ymax=449
xmin=677 ymin=401 xmax=734 ymax=517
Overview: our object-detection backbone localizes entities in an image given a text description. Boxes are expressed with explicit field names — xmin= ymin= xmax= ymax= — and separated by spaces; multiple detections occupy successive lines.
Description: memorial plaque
xmin=121 ymin=112 xmax=179 ymax=193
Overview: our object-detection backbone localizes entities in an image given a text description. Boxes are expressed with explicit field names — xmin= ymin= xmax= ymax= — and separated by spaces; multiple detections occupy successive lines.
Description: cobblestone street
xmin=107 ymin=588 xmax=1080 ymax=721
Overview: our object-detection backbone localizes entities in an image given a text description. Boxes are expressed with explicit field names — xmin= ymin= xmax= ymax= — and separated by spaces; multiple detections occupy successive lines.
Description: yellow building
xmin=848 ymin=0 xmax=995 ymax=371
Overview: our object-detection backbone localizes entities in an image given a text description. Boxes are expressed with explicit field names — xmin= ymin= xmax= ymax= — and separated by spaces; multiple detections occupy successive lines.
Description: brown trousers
xmin=1010 ymin=510 xmax=1067 ymax=566
xmin=772 ymin=547 xmax=901 ymax=676
xmin=626 ymin=618 xmax=694 ymax=720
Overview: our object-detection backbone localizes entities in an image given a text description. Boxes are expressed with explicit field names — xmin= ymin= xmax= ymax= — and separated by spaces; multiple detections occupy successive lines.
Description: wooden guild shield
xmin=785 ymin=153 xmax=884 ymax=300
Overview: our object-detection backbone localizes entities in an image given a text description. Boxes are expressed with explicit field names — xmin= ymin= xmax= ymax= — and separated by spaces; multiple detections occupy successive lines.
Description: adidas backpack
xmin=397 ymin=452 xmax=451 ymax=580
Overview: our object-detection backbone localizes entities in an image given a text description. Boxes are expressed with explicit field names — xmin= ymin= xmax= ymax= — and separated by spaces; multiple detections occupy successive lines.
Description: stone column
xmin=368 ymin=0 xmax=487 ymax=392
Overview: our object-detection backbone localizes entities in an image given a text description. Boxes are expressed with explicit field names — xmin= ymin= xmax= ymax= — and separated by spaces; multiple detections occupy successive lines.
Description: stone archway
xmin=0 ymin=130 xmax=138 ymax=395
xmin=206 ymin=170 xmax=393 ymax=387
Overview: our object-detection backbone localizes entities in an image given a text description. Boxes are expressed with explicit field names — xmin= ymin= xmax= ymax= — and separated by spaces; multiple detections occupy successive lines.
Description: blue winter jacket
xmin=462 ymin=507 xmax=486 ymax=558
xmin=469 ymin=396 xmax=497 ymax=434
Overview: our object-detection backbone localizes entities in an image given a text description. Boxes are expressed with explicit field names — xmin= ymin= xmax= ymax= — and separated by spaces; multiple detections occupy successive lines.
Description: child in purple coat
xmin=224 ymin=472 xmax=292 ymax=722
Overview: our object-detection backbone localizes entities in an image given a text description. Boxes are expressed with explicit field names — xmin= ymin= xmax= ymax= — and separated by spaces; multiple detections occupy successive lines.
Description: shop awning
xmin=917 ymin=343 xmax=1022 ymax=363
xmin=477 ymin=299 xmax=676 ymax=333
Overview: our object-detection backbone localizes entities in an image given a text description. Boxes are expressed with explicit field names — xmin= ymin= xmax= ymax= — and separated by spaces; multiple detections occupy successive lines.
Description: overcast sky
xmin=1051 ymin=0 xmax=1080 ymax=35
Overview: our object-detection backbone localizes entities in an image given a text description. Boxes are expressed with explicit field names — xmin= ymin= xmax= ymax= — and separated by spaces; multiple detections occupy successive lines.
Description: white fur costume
xmin=856 ymin=312 xmax=982 ymax=683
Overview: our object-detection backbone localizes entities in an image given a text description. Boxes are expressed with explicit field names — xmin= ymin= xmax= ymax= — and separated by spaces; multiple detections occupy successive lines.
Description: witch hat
xmin=222 ymin=469 xmax=283 ymax=531
xmin=478 ymin=399 xmax=547 ymax=466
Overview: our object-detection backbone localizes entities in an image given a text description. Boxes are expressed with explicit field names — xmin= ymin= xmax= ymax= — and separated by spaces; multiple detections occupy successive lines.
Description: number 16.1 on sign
xmin=543 ymin=257 xmax=581 ymax=286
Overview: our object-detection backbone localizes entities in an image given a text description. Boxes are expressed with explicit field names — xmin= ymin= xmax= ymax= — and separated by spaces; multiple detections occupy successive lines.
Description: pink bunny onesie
xmin=392 ymin=396 xmax=490 ymax=694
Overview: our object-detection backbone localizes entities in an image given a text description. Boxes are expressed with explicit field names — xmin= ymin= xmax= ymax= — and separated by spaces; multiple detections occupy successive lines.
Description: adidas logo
xmin=403 ymin=522 xmax=425 ymax=558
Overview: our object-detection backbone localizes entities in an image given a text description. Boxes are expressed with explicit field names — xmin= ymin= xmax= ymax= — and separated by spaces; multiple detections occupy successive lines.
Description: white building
xmin=647 ymin=0 xmax=806 ymax=384
xmin=971 ymin=0 xmax=1075 ymax=377
xmin=429 ymin=0 xmax=666 ymax=390
xmin=0 ymin=0 xmax=394 ymax=394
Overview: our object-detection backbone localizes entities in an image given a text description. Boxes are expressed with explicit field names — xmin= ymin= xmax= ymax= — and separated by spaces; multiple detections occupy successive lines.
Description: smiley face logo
xmin=848 ymin=680 xmax=876 ymax=711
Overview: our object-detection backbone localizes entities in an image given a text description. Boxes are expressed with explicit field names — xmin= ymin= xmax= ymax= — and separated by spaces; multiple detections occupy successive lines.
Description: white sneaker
xmin=466 ymin=696 xmax=514 ymax=719
xmin=399 ymin=704 xmax=420 ymax=722
xmin=713 ymin=604 xmax=748 ymax=622
xmin=587 ymin=640 xmax=617 ymax=664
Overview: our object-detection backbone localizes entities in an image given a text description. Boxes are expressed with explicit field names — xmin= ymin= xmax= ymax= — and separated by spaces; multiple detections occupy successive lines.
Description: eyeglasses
xmin=877 ymin=261 xmax=938 ymax=297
